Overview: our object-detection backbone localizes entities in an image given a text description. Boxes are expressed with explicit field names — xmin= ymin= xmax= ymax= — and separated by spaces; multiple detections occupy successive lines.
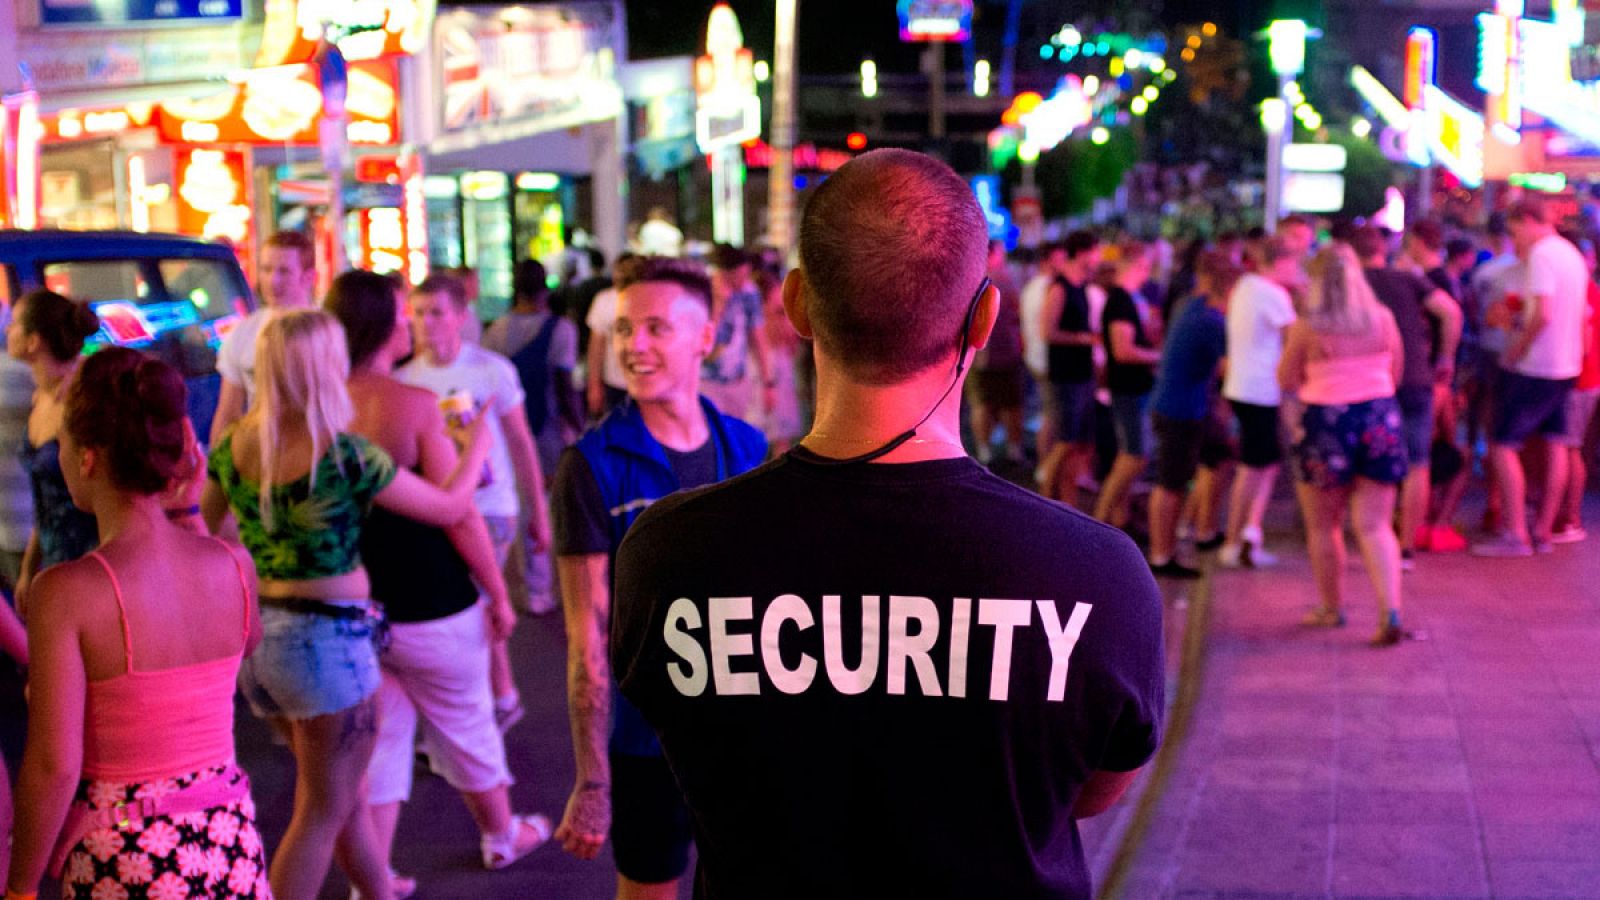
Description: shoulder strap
xmin=84 ymin=551 xmax=134 ymax=675
xmin=209 ymin=536 xmax=252 ymax=644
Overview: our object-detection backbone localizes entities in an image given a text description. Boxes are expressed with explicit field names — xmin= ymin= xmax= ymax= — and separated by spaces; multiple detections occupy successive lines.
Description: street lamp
xmin=860 ymin=58 xmax=878 ymax=98
xmin=1261 ymin=19 xmax=1319 ymax=232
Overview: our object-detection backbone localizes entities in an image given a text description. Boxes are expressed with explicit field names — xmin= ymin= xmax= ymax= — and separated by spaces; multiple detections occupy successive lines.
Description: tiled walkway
xmin=1094 ymin=498 xmax=1600 ymax=899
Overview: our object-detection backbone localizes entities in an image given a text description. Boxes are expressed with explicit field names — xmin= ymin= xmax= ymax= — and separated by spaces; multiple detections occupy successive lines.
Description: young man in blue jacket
xmin=550 ymin=255 xmax=766 ymax=900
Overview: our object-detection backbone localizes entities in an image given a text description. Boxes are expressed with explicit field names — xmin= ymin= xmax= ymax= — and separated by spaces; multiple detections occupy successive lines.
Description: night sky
xmin=625 ymin=0 xmax=1278 ymax=74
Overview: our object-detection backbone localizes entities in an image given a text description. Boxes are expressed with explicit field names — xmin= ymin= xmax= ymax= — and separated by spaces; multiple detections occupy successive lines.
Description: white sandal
xmin=349 ymin=869 xmax=417 ymax=900
xmin=481 ymin=812 xmax=553 ymax=870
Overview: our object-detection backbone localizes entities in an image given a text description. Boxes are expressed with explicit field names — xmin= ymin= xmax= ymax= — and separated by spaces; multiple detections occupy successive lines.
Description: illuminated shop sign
xmin=254 ymin=0 xmax=437 ymax=67
xmin=742 ymin=140 xmax=853 ymax=172
xmin=40 ymin=0 xmax=241 ymax=27
xmin=175 ymin=147 xmax=252 ymax=248
xmin=158 ymin=59 xmax=400 ymax=146
xmin=897 ymin=0 xmax=973 ymax=43
xmin=1 ymin=93 xmax=44 ymax=230
xmin=1423 ymin=85 xmax=1484 ymax=188
xmin=436 ymin=5 xmax=623 ymax=138
xmin=1510 ymin=171 xmax=1568 ymax=192
xmin=694 ymin=4 xmax=761 ymax=152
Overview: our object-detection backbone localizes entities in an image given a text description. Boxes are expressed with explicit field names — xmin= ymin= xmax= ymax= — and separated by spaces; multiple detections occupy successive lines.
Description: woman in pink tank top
xmin=7 ymin=348 xmax=269 ymax=899
xmin=1279 ymin=245 xmax=1409 ymax=647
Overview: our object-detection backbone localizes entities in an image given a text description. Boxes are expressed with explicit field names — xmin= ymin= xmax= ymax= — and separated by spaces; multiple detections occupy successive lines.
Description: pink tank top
xmin=81 ymin=539 xmax=251 ymax=783
xmin=1299 ymin=352 xmax=1397 ymax=406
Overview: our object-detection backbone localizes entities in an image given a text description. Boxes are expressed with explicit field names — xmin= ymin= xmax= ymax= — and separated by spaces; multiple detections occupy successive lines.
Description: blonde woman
xmin=201 ymin=309 xmax=490 ymax=900
xmin=1279 ymin=245 xmax=1408 ymax=646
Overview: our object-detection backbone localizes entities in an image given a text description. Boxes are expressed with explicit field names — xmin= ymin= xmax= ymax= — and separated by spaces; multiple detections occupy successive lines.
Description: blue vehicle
xmin=0 ymin=230 xmax=258 ymax=432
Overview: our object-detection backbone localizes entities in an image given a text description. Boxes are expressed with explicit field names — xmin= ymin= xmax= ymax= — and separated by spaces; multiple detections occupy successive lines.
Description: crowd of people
xmin=0 ymin=148 xmax=1593 ymax=900
xmin=986 ymin=197 xmax=1597 ymax=643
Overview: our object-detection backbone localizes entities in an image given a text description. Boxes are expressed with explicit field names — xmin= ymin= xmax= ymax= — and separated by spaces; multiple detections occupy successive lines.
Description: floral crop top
xmin=208 ymin=431 xmax=397 ymax=580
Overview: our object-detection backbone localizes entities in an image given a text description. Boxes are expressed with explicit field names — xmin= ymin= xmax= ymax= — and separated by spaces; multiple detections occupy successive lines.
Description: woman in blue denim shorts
xmin=1279 ymin=245 xmax=1409 ymax=646
xmin=203 ymin=310 xmax=489 ymax=900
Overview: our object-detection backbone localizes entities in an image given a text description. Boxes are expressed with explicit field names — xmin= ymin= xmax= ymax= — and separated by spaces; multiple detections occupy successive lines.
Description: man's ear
xmin=966 ymin=281 xmax=1001 ymax=353
xmin=782 ymin=269 xmax=813 ymax=339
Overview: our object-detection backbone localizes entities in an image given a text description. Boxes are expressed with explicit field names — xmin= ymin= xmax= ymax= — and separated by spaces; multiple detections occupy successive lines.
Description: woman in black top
xmin=328 ymin=272 xmax=552 ymax=886
xmin=7 ymin=290 xmax=101 ymax=613
xmin=1093 ymin=243 xmax=1165 ymax=529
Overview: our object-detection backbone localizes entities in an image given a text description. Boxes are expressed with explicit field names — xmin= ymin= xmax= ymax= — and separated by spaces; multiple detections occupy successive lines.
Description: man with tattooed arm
xmin=550 ymin=255 xmax=766 ymax=899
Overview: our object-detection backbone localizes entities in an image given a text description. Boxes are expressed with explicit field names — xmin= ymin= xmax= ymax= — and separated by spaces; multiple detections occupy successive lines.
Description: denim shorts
xmin=239 ymin=604 xmax=382 ymax=721
xmin=1109 ymin=391 xmax=1154 ymax=458
xmin=1294 ymin=397 xmax=1409 ymax=489
xmin=1394 ymin=384 xmax=1435 ymax=465
xmin=1051 ymin=380 xmax=1097 ymax=444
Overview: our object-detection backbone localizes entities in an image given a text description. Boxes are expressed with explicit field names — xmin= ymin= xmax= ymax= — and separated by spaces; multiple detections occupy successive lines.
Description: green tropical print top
xmin=209 ymin=430 xmax=397 ymax=580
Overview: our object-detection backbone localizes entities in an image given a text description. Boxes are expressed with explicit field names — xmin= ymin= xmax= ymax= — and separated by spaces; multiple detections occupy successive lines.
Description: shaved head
xmin=798 ymin=148 xmax=989 ymax=384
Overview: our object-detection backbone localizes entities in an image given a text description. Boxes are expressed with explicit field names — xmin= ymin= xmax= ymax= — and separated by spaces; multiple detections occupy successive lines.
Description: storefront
xmin=412 ymin=2 xmax=627 ymax=320
xmin=13 ymin=2 xmax=249 ymax=235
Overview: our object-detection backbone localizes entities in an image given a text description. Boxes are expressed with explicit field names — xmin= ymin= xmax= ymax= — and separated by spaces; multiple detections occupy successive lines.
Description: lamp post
xmin=767 ymin=0 xmax=798 ymax=260
xmin=1262 ymin=19 xmax=1313 ymax=233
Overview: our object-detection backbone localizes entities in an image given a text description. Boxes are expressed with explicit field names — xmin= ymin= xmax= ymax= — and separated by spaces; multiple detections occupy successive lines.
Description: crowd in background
xmin=0 ymin=186 xmax=1596 ymax=897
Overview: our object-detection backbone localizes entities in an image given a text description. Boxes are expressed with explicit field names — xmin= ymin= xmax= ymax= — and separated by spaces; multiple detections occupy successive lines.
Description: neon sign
xmin=695 ymin=4 xmax=761 ymax=153
xmin=158 ymin=59 xmax=399 ymax=147
xmin=897 ymin=0 xmax=972 ymax=43
xmin=1403 ymin=28 xmax=1436 ymax=111
xmin=1424 ymin=86 xmax=1484 ymax=188
xmin=253 ymin=0 xmax=437 ymax=68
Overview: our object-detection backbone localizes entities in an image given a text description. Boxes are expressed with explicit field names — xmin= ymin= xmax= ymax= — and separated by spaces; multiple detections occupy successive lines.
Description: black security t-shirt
xmin=552 ymin=440 xmax=720 ymax=556
xmin=1047 ymin=276 xmax=1095 ymax=384
xmin=1365 ymin=267 xmax=1436 ymax=390
xmin=1101 ymin=286 xmax=1156 ymax=396
xmin=613 ymin=449 xmax=1165 ymax=899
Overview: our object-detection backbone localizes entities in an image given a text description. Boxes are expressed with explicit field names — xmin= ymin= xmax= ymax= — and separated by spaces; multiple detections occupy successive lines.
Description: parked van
xmin=0 ymin=230 xmax=257 ymax=431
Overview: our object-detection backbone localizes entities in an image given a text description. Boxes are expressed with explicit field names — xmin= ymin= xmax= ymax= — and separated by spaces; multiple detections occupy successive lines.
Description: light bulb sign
xmin=695 ymin=4 xmax=761 ymax=153
xmin=898 ymin=0 xmax=973 ymax=43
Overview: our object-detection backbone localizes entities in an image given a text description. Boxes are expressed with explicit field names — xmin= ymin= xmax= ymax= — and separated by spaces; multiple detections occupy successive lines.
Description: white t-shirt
xmin=396 ymin=343 xmax=525 ymax=518
xmin=1223 ymin=273 xmax=1297 ymax=406
xmin=638 ymin=219 xmax=684 ymax=257
xmin=584 ymin=287 xmax=627 ymax=389
xmin=1516 ymin=233 xmax=1590 ymax=380
xmin=216 ymin=308 xmax=272 ymax=406
xmin=1019 ymin=273 xmax=1051 ymax=376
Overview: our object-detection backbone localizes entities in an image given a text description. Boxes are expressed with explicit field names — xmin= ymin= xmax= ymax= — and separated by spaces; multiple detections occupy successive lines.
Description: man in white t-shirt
xmin=1020 ymin=243 xmax=1064 ymax=462
xmin=637 ymin=207 xmax=684 ymax=258
xmin=1473 ymin=197 xmax=1590 ymax=557
xmin=401 ymin=273 xmax=552 ymax=727
xmin=584 ymin=257 xmax=635 ymax=418
xmin=209 ymin=231 xmax=317 ymax=444
xmin=1219 ymin=236 xmax=1304 ymax=567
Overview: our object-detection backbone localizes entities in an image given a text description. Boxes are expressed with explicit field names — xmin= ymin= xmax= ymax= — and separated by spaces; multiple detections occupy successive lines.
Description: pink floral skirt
xmin=60 ymin=764 xmax=271 ymax=899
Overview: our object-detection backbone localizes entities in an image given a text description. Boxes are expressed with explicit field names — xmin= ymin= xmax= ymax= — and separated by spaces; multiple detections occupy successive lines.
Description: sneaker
xmin=1550 ymin=525 xmax=1589 ymax=544
xmin=1400 ymin=550 xmax=1416 ymax=572
xmin=1194 ymin=533 xmax=1226 ymax=552
xmin=1300 ymin=606 xmax=1346 ymax=628
xmin=482 ymin=813 xmax=553 ymax=870
xmin=1149 ymin=559 xmax=1203 ymax=579
xmin=494 ymin=698 xmax=526 ymax=733
xmin=1412 ymin=526 xmax=1432 ymax=552
xmin=1428 ymin=525 xmax=1468 ymax=553
xmin=1533 ymin=538 xmax=1554 ymax=555
xmin=1242 ymin=542 xmax=1278 ymax=568
xmin=1217 ymin=543 xmax=1244 ymax=568
xmin=526 ymin=593 xmax=557 ymax=616
xmin=1470 ymin=533 xmax=1533 ymax=558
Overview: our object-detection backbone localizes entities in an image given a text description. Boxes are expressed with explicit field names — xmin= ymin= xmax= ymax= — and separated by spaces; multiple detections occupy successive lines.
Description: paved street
xmin=1099 ymin=495 xmax=1600 ymax=899
xmin=233 ymin=491 xmax=1600 ymax=899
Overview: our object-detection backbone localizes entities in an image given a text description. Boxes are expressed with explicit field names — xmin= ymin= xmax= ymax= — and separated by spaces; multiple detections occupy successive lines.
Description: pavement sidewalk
xmin=1092 ymin=497 xmax=1600 ymax=899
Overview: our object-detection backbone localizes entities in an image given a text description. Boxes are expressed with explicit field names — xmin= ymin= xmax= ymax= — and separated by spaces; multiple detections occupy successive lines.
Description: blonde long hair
xmin=251 ymin=309 xmax=354 ymax=530
xmin=1301 ymin=243 xmax=1382 ymax=336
